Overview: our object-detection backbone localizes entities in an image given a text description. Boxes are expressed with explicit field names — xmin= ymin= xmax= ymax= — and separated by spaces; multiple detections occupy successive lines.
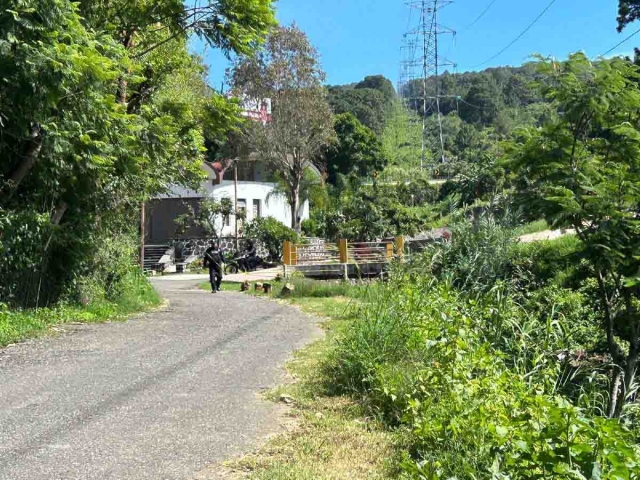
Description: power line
xmin=462 ymin=0 xmax=498 ymax=31
xmin=472 ymin=0 xmax=559 ymax=68
xmin=601 ymin=26 xmax=640 ymax=58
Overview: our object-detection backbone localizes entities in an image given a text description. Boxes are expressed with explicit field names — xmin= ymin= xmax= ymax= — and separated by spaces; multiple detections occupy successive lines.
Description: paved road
xmin=0 ymin=280 xmax=320 ymax=480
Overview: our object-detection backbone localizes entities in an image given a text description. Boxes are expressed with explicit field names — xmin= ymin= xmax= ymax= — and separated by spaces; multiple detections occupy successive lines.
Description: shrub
xmin=243 ymin=216 xmax=300 ymax=261
xmin=301 ymin=217 xmax=321 ymax=237
xmin=510 ymin=234 xmax=585 ymax=289
xmin=328 ymin=274 xmax=640 ymax=479
xmin=415 ymin=215 xmax=518 ymax=293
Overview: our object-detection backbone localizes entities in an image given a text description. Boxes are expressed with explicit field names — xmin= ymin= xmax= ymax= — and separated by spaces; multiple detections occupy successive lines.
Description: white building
xmin=145 ymin=161 xmax=309 ymax=243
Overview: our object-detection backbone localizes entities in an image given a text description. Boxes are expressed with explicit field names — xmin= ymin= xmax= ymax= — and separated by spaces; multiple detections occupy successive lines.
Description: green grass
xmin=219 ymin=282 xmax=403 ymax=479
xmin=201 ymin=275 xmax=402 ymax=479
xmin=198 ymin=280 xmax=244 ymax=292
xmin=515 ymin=219 xmax=550 ymax=236
xmin=0 ymin=272 xmax=161 ymax=347
xmin=199 ymin=277 xmax=364 ymax=300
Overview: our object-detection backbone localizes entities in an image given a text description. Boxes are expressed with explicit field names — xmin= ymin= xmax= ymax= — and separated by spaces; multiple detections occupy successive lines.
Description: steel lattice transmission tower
xmin=398 ymin=0 xmax=455 ymax=171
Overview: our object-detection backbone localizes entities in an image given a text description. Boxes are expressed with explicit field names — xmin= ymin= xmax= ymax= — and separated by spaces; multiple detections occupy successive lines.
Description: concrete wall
xmin=209 ymin=181 xmax=309 ymax=237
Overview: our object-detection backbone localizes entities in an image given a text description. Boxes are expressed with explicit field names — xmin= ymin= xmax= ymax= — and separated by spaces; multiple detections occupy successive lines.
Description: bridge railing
xmin=283 ymin=237 xmax=404 ymax=267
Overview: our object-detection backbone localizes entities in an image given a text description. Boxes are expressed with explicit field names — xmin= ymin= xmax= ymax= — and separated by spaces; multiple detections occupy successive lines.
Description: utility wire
xmin=601 ymin=26 xmax=640 ymax=57
xmin=462 ymin=0 xmax=498 ymax=32
xmin=472 ymin=0 xmax=559 ymax=68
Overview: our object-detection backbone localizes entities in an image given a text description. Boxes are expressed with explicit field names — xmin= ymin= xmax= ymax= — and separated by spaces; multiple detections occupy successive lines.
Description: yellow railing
xmin=283 ymin=237 xmax=404 ymax=266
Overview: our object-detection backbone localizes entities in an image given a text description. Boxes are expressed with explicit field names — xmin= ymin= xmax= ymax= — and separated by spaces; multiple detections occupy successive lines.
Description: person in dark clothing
xmin=241 ymin=240 xmax=258 ymax=272
xmin=203 ymin=242 xmax=225 ymax=293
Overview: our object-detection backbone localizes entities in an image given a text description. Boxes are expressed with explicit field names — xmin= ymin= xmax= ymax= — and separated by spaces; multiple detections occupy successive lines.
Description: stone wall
xmin=169 ymin=237 xmax=269 ymax=262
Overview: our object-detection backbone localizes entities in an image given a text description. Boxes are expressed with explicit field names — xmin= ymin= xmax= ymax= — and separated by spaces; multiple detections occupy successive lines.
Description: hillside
xmin=327 ymin=63 xmax=555 ymax=177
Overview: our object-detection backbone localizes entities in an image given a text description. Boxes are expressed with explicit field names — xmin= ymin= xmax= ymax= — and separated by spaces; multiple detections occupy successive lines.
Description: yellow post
xmin=339 ymin=239 xmax=348 ymax=264
xmin=395 ymin=236 xmax=405 ymax=258
xmin=291 ymin=243 xmax=298 ymax=266
xmin=386 ymin=242 xmax=394 ymax=259
xmin=283 ymin=240 xmax=291 ymax=266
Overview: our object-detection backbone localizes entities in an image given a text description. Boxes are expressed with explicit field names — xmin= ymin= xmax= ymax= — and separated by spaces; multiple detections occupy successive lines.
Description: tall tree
xmin=231 ymin=24 xmax=334 ymax=231
xmin=327 ymin=86 xmax=388 ymax=134
xmin=618 ymin=0 xmax=640 ymax=31
xmin=355 ymin=75 xmax=396 ymax=107
xmin=323 ymin=113 xmax=388 ymax=185
xmin=508 ymin=53 xmax=640 ymax=417
xmin=0 ymin=0 xmax=273 ymax=306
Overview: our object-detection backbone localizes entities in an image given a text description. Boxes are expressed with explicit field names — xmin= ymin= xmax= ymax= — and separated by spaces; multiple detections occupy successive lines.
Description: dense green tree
xmin=355 ymin=75 xmax=396 ymax=106
xmin=618 ymin=0 xmax=640 ymax=31
xmin=460 ymin=74 xmax=503 ymax=125
xmin=0 ymin=0 xmax=275 ymax=306
xmin=508 ymin=53 xmax=640 ymax=417
xmin=78 ymin=0 xmax=275 ymax=57
xmin=0 ymin=0 xmax=127 ymax=203
xmin=327 ymin=86 xmax=388 ymax=134
xmin=323 ymin=113 xmax=388 ymax=185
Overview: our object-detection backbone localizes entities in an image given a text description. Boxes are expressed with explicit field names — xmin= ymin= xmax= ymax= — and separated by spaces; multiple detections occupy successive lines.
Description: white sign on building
xmin=239 ymin=96 xmax=272 ymax=124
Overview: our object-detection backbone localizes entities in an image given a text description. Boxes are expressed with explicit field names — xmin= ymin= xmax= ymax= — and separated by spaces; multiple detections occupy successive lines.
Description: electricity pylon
xmin=399 ymin=0 xmax=456 ymax=172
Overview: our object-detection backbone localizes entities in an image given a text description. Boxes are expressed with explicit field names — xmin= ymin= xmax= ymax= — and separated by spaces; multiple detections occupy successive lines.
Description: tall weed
xmin=328 ymin=274 xmax=640 ymax=479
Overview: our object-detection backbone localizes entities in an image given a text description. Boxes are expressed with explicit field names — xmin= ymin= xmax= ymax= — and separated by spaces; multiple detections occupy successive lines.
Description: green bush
xmin=0 ymin=270 xmax=159 ymax=347
xmin=243 ymin=216 xmax=300 ymax=262
xmin=510 ymin=234 xmax=585 ymax=288
xmin=301 ymin=217 xmax=321 ymax=237
xmin=328 ymin=274 xmax=640 ymax=479
xmin=0 ymin=209 xmax=54 ymax=307
xmin=415 ymin=216 xmax=518 ymax=293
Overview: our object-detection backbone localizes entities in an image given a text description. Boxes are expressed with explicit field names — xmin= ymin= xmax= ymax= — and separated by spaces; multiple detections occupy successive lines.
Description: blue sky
xmin=193 ymin=0 xmax=636 ymax=90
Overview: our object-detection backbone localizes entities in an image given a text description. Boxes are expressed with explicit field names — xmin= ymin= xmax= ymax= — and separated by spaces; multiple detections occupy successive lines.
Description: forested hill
xmin=329 ymin=63 xmax=547 ymax=134
xmin=326 ymin=75 xmax=396 ymax=134
xmin=415 ymin=64 xmax=544 ymax=123
xmin=327 ymin=63 xmax=553 ymax=173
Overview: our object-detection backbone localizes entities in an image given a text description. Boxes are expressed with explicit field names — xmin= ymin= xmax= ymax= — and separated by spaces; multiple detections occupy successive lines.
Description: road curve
xmin=0 ymin=279 xmax=320 ymax=480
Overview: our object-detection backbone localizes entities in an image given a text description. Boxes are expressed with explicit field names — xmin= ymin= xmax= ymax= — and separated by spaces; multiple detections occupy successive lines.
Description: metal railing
xmin=283 ymin=238 xmax=403 ymax=267
xmin=347 ymin=242 xmax=391 ymax=264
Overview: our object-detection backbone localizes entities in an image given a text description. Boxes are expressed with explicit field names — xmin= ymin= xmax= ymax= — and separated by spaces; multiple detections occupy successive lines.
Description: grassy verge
xmin=0 ymin=271 xmax=161 ymax=347
xmin=205 ymin=278 xmax=404 ymax=479
xmin=515 ymin=218 xmax=549 ymax=235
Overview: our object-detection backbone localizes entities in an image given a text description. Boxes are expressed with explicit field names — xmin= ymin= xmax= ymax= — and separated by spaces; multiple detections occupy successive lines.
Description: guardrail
xmin=283 ymin=237 xmax=404 ymax=268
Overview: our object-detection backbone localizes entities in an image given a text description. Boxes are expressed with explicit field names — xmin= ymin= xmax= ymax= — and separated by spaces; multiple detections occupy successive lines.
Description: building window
xmin=237 ymin=199 xmax=247 ymax=230
xmin=252 ymin=199 xmax=261 ymax=219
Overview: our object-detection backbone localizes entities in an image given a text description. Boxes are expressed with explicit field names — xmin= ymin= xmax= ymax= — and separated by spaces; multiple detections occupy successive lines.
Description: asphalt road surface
xmin=0 ymin=279 xmax=320 ymax=480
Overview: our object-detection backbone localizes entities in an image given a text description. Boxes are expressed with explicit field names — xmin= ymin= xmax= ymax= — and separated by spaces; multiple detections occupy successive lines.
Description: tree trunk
xmin=117 ymin=77 xmax=128 ymax=105
xmin=2 ymin=124 xmax=43 ymax=200
xmin=615 ymin=342 xmax=639 ymax=418
xmin=290 ymin=186 xmax=300 ymax=232
xmin=116 ymin=33 xmax=134 ymax=105
xmin=609 ymin=367 xmax=624 ymax=418
xmin=36 ymin=201 xmax=68 ymax=309
xmin=50 ymin=201 xmax=68 ymax=226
